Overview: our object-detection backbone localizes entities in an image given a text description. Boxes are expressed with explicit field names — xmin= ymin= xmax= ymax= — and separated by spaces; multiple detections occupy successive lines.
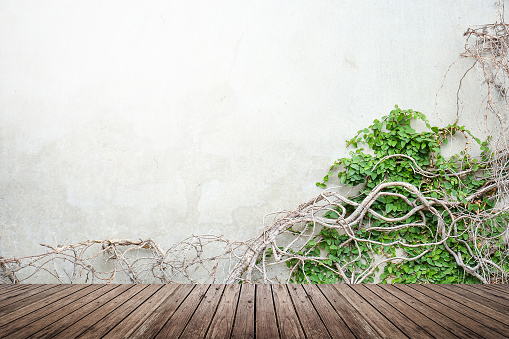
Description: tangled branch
xmin=0 ymin=237 xmax=247 ymax=284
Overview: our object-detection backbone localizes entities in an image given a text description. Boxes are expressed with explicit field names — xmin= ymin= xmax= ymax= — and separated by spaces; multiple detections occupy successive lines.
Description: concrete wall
xmin=0 ymin=0 xmax=501 ymax=260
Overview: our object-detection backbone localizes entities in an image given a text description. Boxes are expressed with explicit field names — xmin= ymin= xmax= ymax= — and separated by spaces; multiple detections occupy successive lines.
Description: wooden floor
xmin=0 ymin=284 xmax=507 ymax=338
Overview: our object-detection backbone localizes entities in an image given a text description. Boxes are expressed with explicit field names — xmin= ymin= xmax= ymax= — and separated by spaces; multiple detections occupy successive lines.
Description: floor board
xmin=0 ymin=283 xmax=506 ymax=339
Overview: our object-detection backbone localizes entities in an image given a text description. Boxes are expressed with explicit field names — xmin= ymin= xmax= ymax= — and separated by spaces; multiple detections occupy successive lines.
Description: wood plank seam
xmin=316 ymin=284 xmax=381 ymax=339
xmin=347 ymin=285 xmax=410 ymax=338
xmin=270 ymin=284 xmax=281 ymax=339
xmin=395 ymin=285 xmax=500 ymax=338
xmin=129 ymin=284 xmax=196 ymax=338
xmin=202 ymin=284 xmax=228 ymax=338
xmin=365 ymin=284 xmax=458 ymax=339
xmin=408 ymin=284 xmax=509 ymax=338
xmin=301 ymin=285 xmax=334 ymax=339
xmin=334 ymin=285 xmax=407 ymax=338
xmin=228 ymin=284 xmax=244 ymax=338
xmin=351 ymin=285 xmax=433 ymax=338
xmin=381 ymin=284 xmax=480 ymax=339
xmin=422 ymin=285 xmax=509 ymax=330
xmin=89 ymin=285 xmax=166 ymax=338
xmin=172 ymin=284 xmax=211 ymax=338
xmin=285 ymin=285 xmax=306 ymax=338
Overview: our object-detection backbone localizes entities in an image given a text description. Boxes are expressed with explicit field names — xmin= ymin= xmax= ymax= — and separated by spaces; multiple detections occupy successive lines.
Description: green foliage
xmin=289 ymin=106 xmax=509 ymax=284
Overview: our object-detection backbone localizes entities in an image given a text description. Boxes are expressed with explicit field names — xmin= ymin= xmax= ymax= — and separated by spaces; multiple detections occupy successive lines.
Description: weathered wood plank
xmin=53 ymin=285 xmax=144 ymax=338
xmin=454 ymin=284 xmax=509 ymax=309
xmin=0 ymin=283 xmax=507 ymax=339
xmin=206 ymin=284 xmax=240 ymax=339
xmin=334 ymin=284 xmax=407 ymax=338
xmin=0 ymin=285 xmax=34 ymax=302
xmin=4 ymin=284 xmax=109 ymax=338
xmin=365 ymin=284 xmax=458 ymax=338
xmin=398 ymin=284 xmax=502 ymax=338
xmin=0 ymin=284 xmax=61 ymax=314
xmin=0 ymin=285 xmax=102 ymax=338
xmin=301 ymin=284 xmax=355 ymax=339
xmin=441 ymin=284 xmax=509 ymax=314
xmin=0 ymin=284 xmax=28 ymax=293
xmin=272 ymin=284 xmax=305 ymax=339
xmin=254 ymin=284 xmax=279 ymax=339
xmin=154 ymin=284 xmax=209 ymax=338
xmin=180 ymin=284 xmax=225 ymax=339
xmin=380 ymin=284 xmax=481 ymax=339
xmin=76 ymin=285 xmax=162 ymax=338
xmin=469 ymin=284 xmax=509 ymax=299
xmin=351 ymin=284 xmax=434 ymax=338
xmin=130 ymin=284 xmax=194 ymax=339
xmin=317 ymin=284 xmax=380 ymax=339
xmin=485 ymin=284 xmax=509 ymax=293
xmin=287 ymin=284 xmax=330 ymax=338
xmin=105 ymin=284 xmax=179 ymax=338
xmin=26 ymin=284 xmax=123 ymax=338
xmin=231 ymin=284 xmax=255 ymax=339
xmin=0 ymin=285 xmax=77 ymax=327
xmin=422 ymin=284 xmax=509 ymax=335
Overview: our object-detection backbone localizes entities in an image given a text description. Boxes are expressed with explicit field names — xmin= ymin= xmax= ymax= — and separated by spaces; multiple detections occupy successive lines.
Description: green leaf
xmin=386 ymin=204 xmax=393 ymax=213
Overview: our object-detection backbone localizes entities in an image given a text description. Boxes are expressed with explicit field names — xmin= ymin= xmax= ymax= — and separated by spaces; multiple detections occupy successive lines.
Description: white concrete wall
xmin=0 ymin=0 xmax=501 ymax=259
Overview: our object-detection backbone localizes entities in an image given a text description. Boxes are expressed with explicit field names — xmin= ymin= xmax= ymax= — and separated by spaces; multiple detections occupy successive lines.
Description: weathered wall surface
xmin=0 ymin=1 xmax=501 ymax=260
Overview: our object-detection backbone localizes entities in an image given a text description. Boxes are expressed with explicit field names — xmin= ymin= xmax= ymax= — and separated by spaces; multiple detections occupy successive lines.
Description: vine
xmin=286 ymin=106 xmax=509 ymax=284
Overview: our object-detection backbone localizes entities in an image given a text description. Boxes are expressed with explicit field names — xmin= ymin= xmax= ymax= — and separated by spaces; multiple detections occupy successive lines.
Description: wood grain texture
xmin=180 ymin=284 xmax=225 ymax=339
xmin=155 ymin=284 xmax=209 ymax=338
xmin=76 ymin=285 xmax=162 ymax=338
xmin=231 ymin=284 xmax=255 ymax=339
xmin=0 ymin=284 xmax=61 ymax=316
xmin=334 ymin=284 xmax=407 ymax=338
xmin=418 ymin=284 xmax=509 ymax=336
xmin=254 ymin=284 xmax=279 ymax=339
xmin=130 ymin=284 xmax=194 ymax=339
xmin=351 ymin=284 xmax=434 ymax=338
xmin=0 ymin=285 xmax=32 ymax=302
xmin=365 ymin=284 xmax=459 ymax=339
xmin=5 ymin=284 xmax=108 ymax=339
xmin=287 ymin=284 xmax=330 ymax=338
xmin=205 ymin=284 xmax=240 ymax=339
xmin=301 ymin=284 xmax=355 ymax=339
xmin=272 ymin=284 xmax=305 ymax=339
xmin=441 ymin=284 xmax=509 ymax=314
xmin=2 ymin=284 xmax=103 ymax=338
xmin=52 ymin=285 xmax=144 ymax=338
xmin=396 ymin=284 xmax=498 ymax=338
xmin=405 ymin=284 xmax=504 ymax=338
xmin=380 ymin=284 xmax=481 ymax=339
xmin=456 ymin=284 xmax=509 ymax=306
xmin=0 ymin=285 xmax=77 ymax=328
xmin=26 ymin=284 xmax=123 ymax=338
xmin=105 ymin=284 xmax=179 ymax=338
xmin=317 ymin=284 xmax=381 ymax=339
xmin=0 ymin=284 xmax=506 ymax=339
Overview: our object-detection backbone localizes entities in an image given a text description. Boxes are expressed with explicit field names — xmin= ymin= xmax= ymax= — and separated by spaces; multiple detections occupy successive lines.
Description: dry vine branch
xmin=0 ymin=237 xmax=248 ymax=284
xmin=1 ymin=176 xmax=507 ymax=284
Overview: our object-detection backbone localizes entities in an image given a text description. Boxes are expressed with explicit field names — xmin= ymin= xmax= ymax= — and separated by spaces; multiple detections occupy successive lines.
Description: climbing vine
xmin=286 ymin=106 xmax=509 ymax=284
